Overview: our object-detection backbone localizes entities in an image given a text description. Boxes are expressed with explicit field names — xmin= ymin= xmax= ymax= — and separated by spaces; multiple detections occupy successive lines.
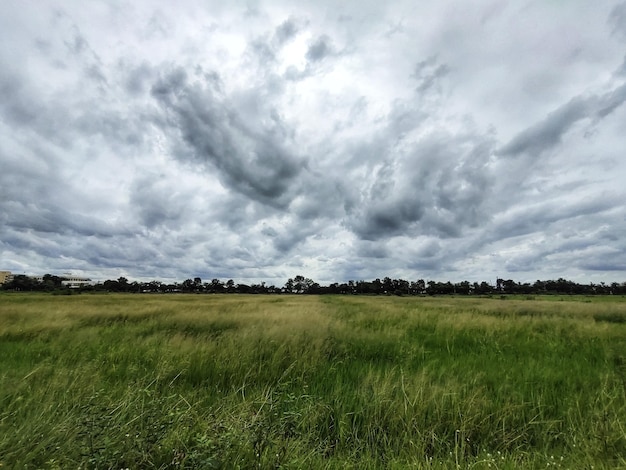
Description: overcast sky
xmin=2 ymin=1 xmax=626 ymax=285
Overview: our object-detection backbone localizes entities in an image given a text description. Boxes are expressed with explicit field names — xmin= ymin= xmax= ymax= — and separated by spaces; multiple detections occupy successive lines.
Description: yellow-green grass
xmin=0 ymin=293 xmax=625 ymax=469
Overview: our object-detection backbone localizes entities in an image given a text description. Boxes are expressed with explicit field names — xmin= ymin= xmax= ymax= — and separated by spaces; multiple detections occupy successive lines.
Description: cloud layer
xmin=1 ymin=0 xmax=626 ymax=284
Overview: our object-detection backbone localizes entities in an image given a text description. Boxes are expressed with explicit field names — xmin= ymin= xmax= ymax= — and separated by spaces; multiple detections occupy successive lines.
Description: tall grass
xmin=0 ymin=293 xmax=624 ymax=468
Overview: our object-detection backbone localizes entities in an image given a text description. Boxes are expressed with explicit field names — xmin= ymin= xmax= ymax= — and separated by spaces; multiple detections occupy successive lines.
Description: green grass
xmin=0 ymin=293 xmax=625 ymax=468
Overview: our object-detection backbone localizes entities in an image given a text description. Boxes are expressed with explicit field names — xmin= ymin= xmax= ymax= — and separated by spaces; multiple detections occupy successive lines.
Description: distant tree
xmin=181 ymin=279 xmax=195 ymax=293
xmin=237 ymin=283 xmax=251 ymax=293
xmin=411 ymin=279 xmax=426 ymax=295
xmin=103 ymin=279 xmax=119 ymax=291
xmin=473 ymin=281 xmax=493 ymax=295
xmin=291 ymin=275 xmax=315 ymax=294
xmin=117 ymin=277 xmax=129 ymax=292
xmin=4 ymin=275 xmax=40 ymax=291
xmin=382 ymin=277 xmax=393 ymax=294
xmin=42 ymin=274 xmax=63 ymax=291
xmin=455 ymin=281 xmax=471 ymax=295
xmin=209 ymin=278 xmax=224 ymax=293
xmin=394 ymin=279 xmax=410 ymax=295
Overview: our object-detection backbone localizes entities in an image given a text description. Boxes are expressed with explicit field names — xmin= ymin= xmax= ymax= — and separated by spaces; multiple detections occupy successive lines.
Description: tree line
xmin=3 ymin=273 xmax=626 ymax=296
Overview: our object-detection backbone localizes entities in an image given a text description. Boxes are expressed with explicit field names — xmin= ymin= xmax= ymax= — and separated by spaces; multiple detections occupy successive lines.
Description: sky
xmin=1 ymin=0 xmax=626 ymax=285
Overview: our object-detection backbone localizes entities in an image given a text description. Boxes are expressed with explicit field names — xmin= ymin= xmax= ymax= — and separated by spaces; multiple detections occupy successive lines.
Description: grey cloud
xmin=63 ymin=28 xmax=88 ymax=55
xmin=609 ymin=2 xmax=626 ymax=41
xmin=145 ymin=11 xmax=172 ymax=39
xmin=123 ymin=62 xmax=154 ymax=95
xmin=499 ymin=82 xmax=626 ymax=158
xmin=130 ymin=174 xmax=188 ymax=229
xmin=249 ymin=17 xmax=307 ymax=68
xmin=412 ymin=56 xmax=449 ymax=94
xmin=306 ymin=34 xmax=334 ymax=62
xmin=2 ymin=201 xmax=131 ymax=238
xmin=580 ymin=256 xmax=626 ymax=272
xmin=488 ymin=196 xmax=616 ymax=245
xmin=274 ymin=16 xmax=302 ymax=44
xmin=283 ymin=33 xmax=337 ymax=81
xmin=2 ymin=1 xmax=625 ymax=284
xmin=151 ymin=67 xmax=304 ymax=206
xmin=349 ymin=127 xmax=495 ymax=242
xmin=250 ymin=37 xmax=277 ymax=64
xmin=502 ymin=222 xmax=626 ymax=275
xmin=306 ymin=35 xmax=333 ymax=62
xmin=596 ymin=82 xmax=626 ymax=117
xmin=616 ymin=55 xmax=626 ymax=76
xmin=58 ymin=19 xmax=108 ymax=87
xmin=284 ymin=65 xmax=311 ymax=81
xmin=355 ymin=241 xmax=390 ymax=259
xmin=0 ymin=68 xmax=42 ymax=129
xmin=499 ymin=96 xmax=590 ymax=157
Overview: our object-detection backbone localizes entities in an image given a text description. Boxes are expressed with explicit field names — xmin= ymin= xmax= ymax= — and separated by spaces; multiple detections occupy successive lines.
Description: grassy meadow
xmin=0 ymin=293 xmax=625 ymax=469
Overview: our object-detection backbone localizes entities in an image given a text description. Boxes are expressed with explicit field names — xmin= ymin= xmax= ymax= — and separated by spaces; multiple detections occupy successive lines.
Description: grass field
xmin=0 ymin=293 xmax=625 ymax=469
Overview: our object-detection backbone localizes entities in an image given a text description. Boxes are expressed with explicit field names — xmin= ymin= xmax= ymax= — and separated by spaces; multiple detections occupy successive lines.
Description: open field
xmin=1 ymin=293 xmax=625 ymax=469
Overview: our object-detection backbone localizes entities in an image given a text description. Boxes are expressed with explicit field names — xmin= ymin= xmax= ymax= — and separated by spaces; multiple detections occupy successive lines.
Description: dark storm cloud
xmin=151 ymin=67 xmax=304 ymax=207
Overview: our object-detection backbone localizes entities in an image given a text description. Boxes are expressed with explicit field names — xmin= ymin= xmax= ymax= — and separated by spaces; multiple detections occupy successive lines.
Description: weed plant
xmin=0 ymin=293 xmax=625 ymax=468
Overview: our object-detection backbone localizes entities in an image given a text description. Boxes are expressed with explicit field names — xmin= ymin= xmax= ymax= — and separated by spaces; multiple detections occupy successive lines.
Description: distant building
xmin=61 ymin=275 xmax=92 ymax=288
xmin=0 ymin=271 xmax=13 ymax=284
xmin=36 ymin=274 xmax=93 ymax=288
xmin=0 ymin=271 xmax=91 ymax=288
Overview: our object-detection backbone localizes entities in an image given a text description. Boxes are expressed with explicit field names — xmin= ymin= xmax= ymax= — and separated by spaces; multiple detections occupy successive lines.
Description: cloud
xmin=499 ymin=83 xmax=626 ymax=159
xmin=306 ymin=35 xmax=333 ymax=62
xmin=348 ymin=126 xmax=495 ymax=241
xmin=1 ymin=1 xmax=626 ymax=285
xmin=151 ymin=66 xmax=305 ymax=207
xmin=274 ymin=16 xmax=303 ymax=44
xmin=412 ymin=56 xmax=449 ymax=94
xmin=609 ymin=2 xmax=626 ymax=41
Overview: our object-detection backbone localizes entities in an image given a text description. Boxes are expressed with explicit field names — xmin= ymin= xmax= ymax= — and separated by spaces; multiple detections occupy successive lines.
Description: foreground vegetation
xmin=1 ymin=294 xmax=625 ymax=468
